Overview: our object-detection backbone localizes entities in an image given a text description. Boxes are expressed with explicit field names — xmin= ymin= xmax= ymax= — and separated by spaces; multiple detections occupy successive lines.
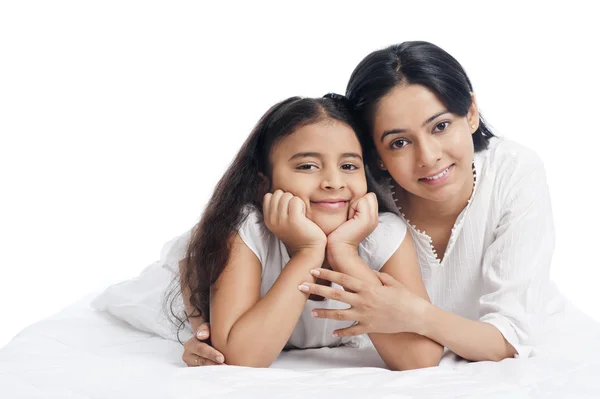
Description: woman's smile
xmin=418 ymin=164 xmax=455 ymax=186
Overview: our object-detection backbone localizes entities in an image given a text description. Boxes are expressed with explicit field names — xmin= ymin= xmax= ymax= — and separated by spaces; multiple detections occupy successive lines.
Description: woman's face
xmin=269 ymin=120 xmax=367 ymax=235
xmin=371 ymin=84 xmax=479 ymax=204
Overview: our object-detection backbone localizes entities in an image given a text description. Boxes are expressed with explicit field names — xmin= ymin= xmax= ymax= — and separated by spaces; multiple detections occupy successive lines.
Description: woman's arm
xmin=417 ymin=305 xmax=517 ymax=361
xmin=313 ymin=150 xmax=554 ymax=362
xmin=325 ymin=233 xmax=444 ymax=370
xmin=422 ymin=150 xmax=554 ymax=361
xmin=210 ymin=233 xmax=323 ymax=368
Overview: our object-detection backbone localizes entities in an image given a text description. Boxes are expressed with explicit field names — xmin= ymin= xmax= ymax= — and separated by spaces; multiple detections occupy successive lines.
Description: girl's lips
xmin=311 ymin=201 xmax=348 ymax=209
xmin=419 ymin=164 xmax=454 ymax=185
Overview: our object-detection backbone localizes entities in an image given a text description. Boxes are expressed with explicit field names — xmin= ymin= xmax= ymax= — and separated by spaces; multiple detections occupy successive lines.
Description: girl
xmin=176 ymin=95 xmax=443 ymax=369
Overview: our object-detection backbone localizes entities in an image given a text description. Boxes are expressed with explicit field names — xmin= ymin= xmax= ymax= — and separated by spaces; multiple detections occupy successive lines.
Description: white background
xmin=1 ymin=1 xmax=599 ymax=348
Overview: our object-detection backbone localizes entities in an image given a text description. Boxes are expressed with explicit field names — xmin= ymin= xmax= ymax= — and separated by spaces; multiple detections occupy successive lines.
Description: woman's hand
xmin=326 ymin=193 xmax=378 ymax=257
xmin=182 ymin=322 xmax=226 ymax=367
xmin=299 ymin=268 xmax=430 ymax=336
xmin=263 ymin=190 xmax=326 ymax=257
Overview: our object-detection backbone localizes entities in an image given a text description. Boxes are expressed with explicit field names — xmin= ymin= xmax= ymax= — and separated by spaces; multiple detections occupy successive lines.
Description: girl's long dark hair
xmin=345 ymin=41 xmax=496 ymax=181
xmin=166 ymin=95 xmax=372 ymax=337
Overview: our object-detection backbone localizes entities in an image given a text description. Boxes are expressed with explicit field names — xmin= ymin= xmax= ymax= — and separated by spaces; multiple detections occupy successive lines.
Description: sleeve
xmin=478 ymin=150 xmax=555 ymax=359
xmin=160 ymin=230 xmax=192 ymax=274
xmin=237 ymin=208 xmax=269 ymax=267
xmin=358 ymin=212 xmax=408 ymax=271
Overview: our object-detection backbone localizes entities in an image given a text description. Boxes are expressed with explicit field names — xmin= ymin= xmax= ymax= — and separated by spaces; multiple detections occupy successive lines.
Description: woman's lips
xmin=419 ymin=164 xmax=455 ymax=185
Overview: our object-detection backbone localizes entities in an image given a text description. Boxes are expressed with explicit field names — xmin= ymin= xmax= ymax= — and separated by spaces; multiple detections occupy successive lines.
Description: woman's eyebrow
xmin=380 ymin=110 xmax=450 ymax=142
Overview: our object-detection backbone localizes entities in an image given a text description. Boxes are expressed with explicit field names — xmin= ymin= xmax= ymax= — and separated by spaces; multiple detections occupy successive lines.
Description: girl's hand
xmin=299 ymin=268 xmax=429 ymax=336
xmin=182 ymin=323 xmax=225 ymax=367
xmin=263 ymin=190 xmax=327 ymax=257
xmin=327 ymin=193 xmax=378 ymax=254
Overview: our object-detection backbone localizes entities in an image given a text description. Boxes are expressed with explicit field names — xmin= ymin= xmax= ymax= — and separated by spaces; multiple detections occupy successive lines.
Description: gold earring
xmin=379 ymin=161 xmax=386 ymax=170
xmin=471 ymin=124 xmax=476 ymax=130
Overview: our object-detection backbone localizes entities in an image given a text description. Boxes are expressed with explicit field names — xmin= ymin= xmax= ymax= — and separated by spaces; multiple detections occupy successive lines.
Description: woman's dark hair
xmin=166 ymin=95 xmax=377 ymax=339
xmin=345 ymin=41 xmax=495 ymax=181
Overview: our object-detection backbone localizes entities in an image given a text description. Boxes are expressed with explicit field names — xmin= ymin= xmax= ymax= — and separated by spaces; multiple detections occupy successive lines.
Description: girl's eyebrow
xmin=380 ymin=110 xmax=450 ymax=142
xmin=288 ymin=152 xmax=363 ymax=161
xmin=288 ymin=152 xmax=321 ymax=161
xmin=342 ymin=152 xmax=363 ymax=161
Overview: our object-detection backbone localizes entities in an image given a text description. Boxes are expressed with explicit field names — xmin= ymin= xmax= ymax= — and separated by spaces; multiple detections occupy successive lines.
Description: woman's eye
xmin=341 ymin=164 xmax=359 ymax=171
xmin=433 ymin=121 xmax=450 ymax=132
xmin=390 ymin=139 xmax=408 ymax=149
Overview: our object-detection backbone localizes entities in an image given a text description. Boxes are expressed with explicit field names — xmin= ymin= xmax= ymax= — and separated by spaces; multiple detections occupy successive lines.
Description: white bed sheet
xmin=1 ymin=295 xmax=600 ymax=398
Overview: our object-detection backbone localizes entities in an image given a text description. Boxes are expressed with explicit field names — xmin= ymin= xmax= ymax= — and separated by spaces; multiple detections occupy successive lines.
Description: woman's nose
xmin=417 ymin=137 xmax=442 ymax=168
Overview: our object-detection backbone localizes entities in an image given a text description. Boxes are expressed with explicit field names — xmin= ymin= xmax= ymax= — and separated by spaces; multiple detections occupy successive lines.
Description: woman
xmin=185 ymin=41 xmax=556 ymax=366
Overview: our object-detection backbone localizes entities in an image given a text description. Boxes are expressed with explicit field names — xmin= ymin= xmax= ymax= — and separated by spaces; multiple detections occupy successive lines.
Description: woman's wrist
xmin=413 ymin=298 xmax=436 ymax=337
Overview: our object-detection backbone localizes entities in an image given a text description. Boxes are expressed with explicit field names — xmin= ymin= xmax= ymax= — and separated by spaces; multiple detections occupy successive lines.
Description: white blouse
xmin=237 ymin=209 xmax=407 ymax=349
xmin=378 ymin=137 xmax=556 ymax=358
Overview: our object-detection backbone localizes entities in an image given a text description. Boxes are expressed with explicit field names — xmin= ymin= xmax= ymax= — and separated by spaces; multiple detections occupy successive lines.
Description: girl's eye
xmin=433 ymin=121 xmax=450 ymax=132
xmin=341 ymin=164 xmax=360 ymax=171
xmin=296 ymin=164 xmax=317 ymax=170
xmin=390 ymin=138 xmax=409 ymax=149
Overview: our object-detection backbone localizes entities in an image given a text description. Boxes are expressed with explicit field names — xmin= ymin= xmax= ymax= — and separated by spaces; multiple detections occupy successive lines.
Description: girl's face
xmin=269 ymin=120 xmax=367 ymax=235
xmin=372 ymin=84 xmax=479 ymax=204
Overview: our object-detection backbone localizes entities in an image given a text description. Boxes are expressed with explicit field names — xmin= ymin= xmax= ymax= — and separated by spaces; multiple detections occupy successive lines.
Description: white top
xmin=379 ymin=137 xmax=556 ymax=358
xmin=237 ymin=209 xmax=407 ymax=349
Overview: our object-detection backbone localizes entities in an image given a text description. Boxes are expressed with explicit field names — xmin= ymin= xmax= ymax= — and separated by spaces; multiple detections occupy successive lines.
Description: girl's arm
xmin=327 ymin=233 xmax=444 ymax=371
xmin=210 ymin=234 xmax=323 ymax=368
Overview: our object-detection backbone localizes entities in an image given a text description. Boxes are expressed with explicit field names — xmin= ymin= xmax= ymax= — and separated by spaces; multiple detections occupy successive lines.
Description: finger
xmin=183 ymin=352 xmax=222 ymax=367
xmin=347 ymin=198 xmax=358 ymax=220
xmin=288 ymin=196 xmax=306 ymax=218
xmin=333 ymin=323 xmax=369 ymax=337
xmin=349 ymin=194 xmax=367 ymax=219
xmin=278 ymin=192 xmax=294 ymax=220
xmin=298 ymin=281 xmax=357 ymax=305
xmin=309 ymin=268 xmax=365 ymax=293
xmin=196 ymin=341 xmax=226 ymax=364
xmin=263 ymin=193 xmax=272 ymax=223
xmin=310 ymin=307 xmax=357 ymax=322
xmin=366 ymin=193 xmax=379 ymax=217
xmin=196 ymin=322 xmax=210 ymax=340
xmin=374 ymin=270 xmax=400 ymax=287
xmin=355 ymin=195 xmax=371 ymax=216
xmin=270 ymin=190 xmax=284 ymax=223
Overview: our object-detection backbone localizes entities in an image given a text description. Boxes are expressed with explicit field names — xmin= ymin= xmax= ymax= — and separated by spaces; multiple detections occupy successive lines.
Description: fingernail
xmin=298 ymin=284 xmax=309 ymax=292
xmin=310 ymin=269 xmax=320 ymax=277
xmin=311 ymin=311 xmax=318 ymax=317
xmin=333 ymin=332 xmax=339 ymax=337
xmin=216 ymin=355 xmax=224 ymax=363
xmin=197 ymin=331 xmax=208 ymax=339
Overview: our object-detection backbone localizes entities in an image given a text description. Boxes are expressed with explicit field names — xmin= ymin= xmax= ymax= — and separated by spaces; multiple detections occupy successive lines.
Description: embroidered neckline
xmin=390 ymin=161 xmax=478 ymax=265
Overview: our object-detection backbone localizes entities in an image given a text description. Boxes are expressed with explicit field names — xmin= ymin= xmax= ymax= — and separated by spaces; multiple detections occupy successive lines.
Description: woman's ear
xmin=468 ymin=92 xmax=480 ymax=134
